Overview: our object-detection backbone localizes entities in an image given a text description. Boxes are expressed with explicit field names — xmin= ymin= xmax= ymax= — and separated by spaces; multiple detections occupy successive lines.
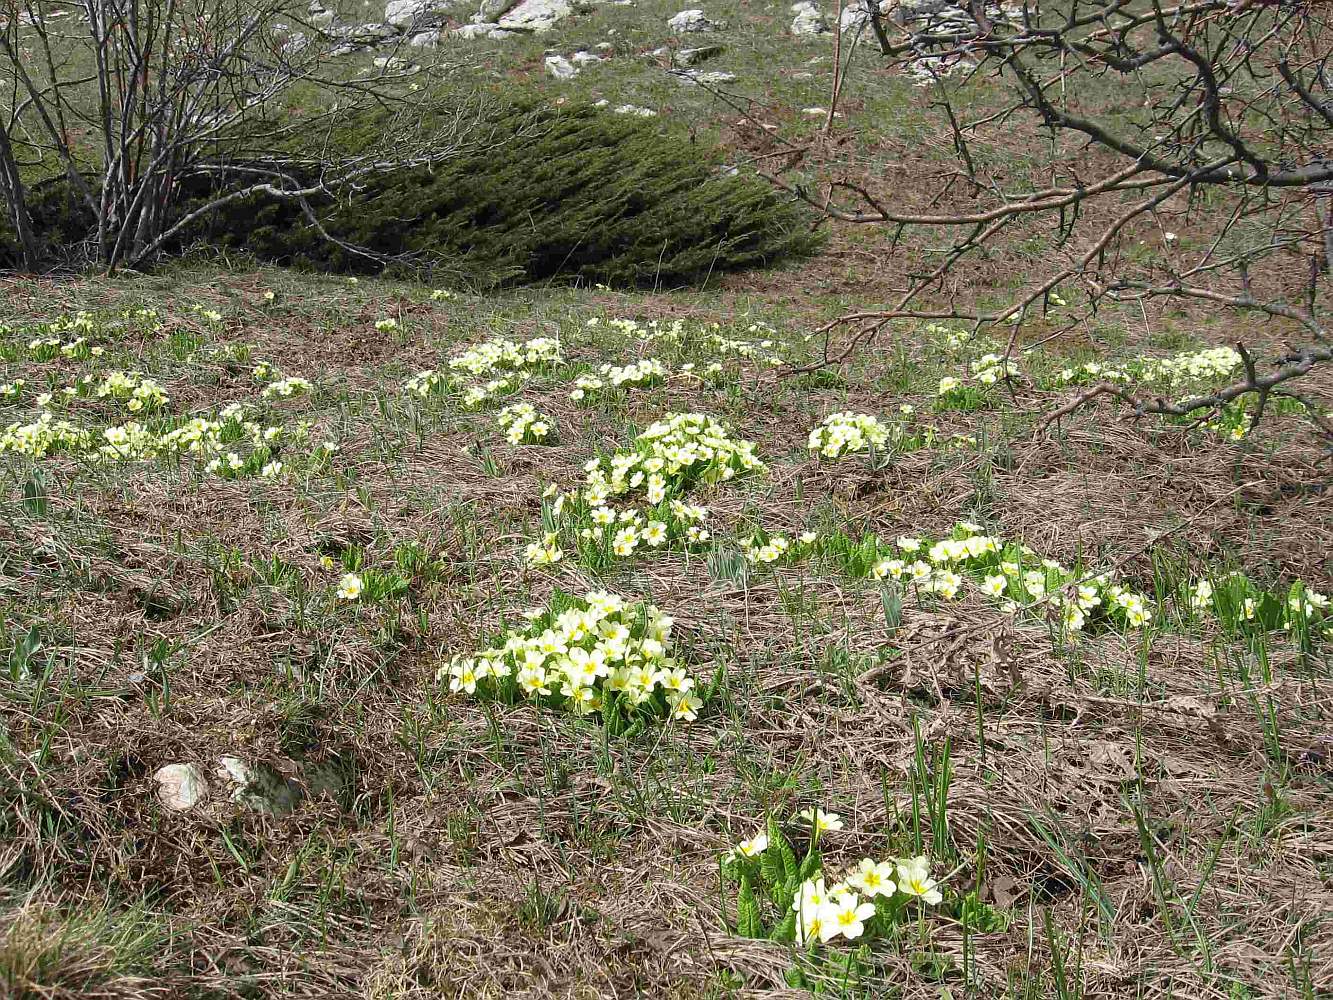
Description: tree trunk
xmin=0 ymin=124 xmax=41 ymax=271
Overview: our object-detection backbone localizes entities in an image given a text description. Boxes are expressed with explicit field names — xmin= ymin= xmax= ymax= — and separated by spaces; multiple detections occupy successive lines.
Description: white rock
xmin=838 ymin=0 xmax=890 ymax=30
xmin=571 ymin=49 xmax=604 ymax=63
xmin=387 ymin=0 xmax=465 ymax=25
xmin=310 ymin=8 xmax=336 ymax=27
xmin=679 ymin=68 xmax=736 ymax=84
xmin=215 ymin=756 xmax=301 ymax=815
xmin=676 ymin=43 xmax=723 ymax=65
xmin=790 ymin=1 xmax=831 ymax=36
xmin=667 ymin=8 xmax=719 ymax=32
xmin=545 ymin=54 xmax=578 ymax=78
xmin=499 ymin=0 xmax=575 ymax=31
xmin=453 ymin=21 xmax=501 ymax=35
xmin=154 ymin=763 xmax=208 ymax=811
xmin=479 ymin=0 xmax=519 ymax=20
xmin=408 ymin=29 xmax=442 ymax=45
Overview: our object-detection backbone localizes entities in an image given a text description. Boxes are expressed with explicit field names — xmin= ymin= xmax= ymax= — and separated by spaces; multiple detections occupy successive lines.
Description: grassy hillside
xmin=0 ymin=265 xmax=1329 ymax=997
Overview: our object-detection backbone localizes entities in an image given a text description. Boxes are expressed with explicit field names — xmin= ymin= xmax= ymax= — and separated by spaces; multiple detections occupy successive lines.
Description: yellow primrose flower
xmin=845 ymin=858 xmax=896 ymax=898
xmin=797 ymin=808 xmax=843 ymax=834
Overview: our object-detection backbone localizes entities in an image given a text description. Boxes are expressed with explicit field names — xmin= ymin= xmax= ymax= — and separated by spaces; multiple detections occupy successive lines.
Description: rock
xmin=303 ymin=761 xmax=349 ymax=801
xmin=498 ymin=0 xmax=576 ymax=32
xmin=545 ymin=54 xmax=578 ymax=78
xmin=154 ymin=763 xmax=208 ymax=811
xmin=479 ymin=0 xmax=520 ymax=20
xmin=571 ymin=49 xmax=605 ymax=63
xmin=385 ymin=0 xmax=432 ymax=26
xmin=790 ymin=1 xmax=831 ymax=36
xmin=838 ymin=0 xmax=890 ymax=30
xmin=215 ymin=756 xmax=302 ymax=816
xmin=667 ymin=9 xmax=720 ymax=32
xmin=408 ymin=29 xmax=442 ymax=45
xmin=309 ymin=1 xmax=336 ymax=27
xmin=675 ymin=43 xmax=723 ymax=66
xmin=678 ymin=68 xmax=736 ymax=84
xmin=453 ymin=21 xmax=501 ymax=35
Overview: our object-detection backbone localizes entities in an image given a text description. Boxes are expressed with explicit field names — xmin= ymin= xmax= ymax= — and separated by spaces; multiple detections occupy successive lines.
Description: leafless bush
xmin=769 ymin=0 xmax=1333 ymax=441
xmin=0 ymin=0 xmax=489 ymax=272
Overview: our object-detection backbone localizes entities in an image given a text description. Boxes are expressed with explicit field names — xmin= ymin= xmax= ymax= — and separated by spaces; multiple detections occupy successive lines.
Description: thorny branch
xmin=0 ymin=0 xmax=495 ymax=272
xmin=763 ymin=0 xmax=1333 ymax=441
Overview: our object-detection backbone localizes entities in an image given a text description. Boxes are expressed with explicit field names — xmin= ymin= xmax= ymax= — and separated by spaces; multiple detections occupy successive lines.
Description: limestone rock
xmin=790 ymin=1 xmax=831 ymax=36
xmin=479 ymin=0 xmax=520 ymax=21
xmin=675 ymin=43 xmax=723 ymax=66
xmin=215 ymin=756 xmax=302 ymax=816
xmin=545 ymin=53 xmax=578 ymax=78
xmin=667 ymin=9 xmax=720 ymax=33
xmin=678 ymin=68 xmax=736 ymax=84
xmin=154 ymin=763 xmax=208 ymax=811
xmin=499 ymin=0 xmax=576 ymax=32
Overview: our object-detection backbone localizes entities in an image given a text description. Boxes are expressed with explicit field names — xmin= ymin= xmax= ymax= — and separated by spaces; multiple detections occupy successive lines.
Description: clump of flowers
xmin=496 ymin=403 xmax=554 ymax=445
xmin=582 ymin=412 xmax=764 ymax=505
xmin=260 ymin=376 xmax=314 ymax=399
xmin=524 ymin=531 xmax=564 ymax=567
xmin=437 ymin=589 xmax=702 ymax=725
xmin=570 ymin=359 xmax=665 ymax=402
xmin=924 ymin=322 xmax=973 ymax=352
xmin=1183 ymin=572 xmax=1330 ymax=648
xmin=929 ymin=350 xmax=1022 ymax=411
xmin=1053 ymin=360 xmax=1132 ymax=386
xmin=1135 ymin=346 xmax=1241 ymax=387
xmin=807 ymin=412 xmax=893 ymax=459
xmin=743 ymin=530 xmax=819 ymax=565
xmin=531 ymin=414 xmax=761 ymax=568
xmin=0 ymin=413 xmax=93 ymax=457
xmin=1055 ymin=346 xmax=1241 ymax=389
xmin=461 ymin=374 xmax=526 ymax=409
xmin=818 ymin=522 xmax=1154 ymax=635
xmin=93 ymin=371 xmax=169 ymax=412
xmin=447 ymin=336 xmax=563 ymax=377
xmin=722 ymin=810 xmax=945 ymax=948
xmin=403 ymin=370 xmax=450 ymax=398
xmin=970 ymin=353 xmax=1020 ymax=384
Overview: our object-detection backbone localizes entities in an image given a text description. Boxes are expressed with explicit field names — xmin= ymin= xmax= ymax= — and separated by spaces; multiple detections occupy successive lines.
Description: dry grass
xmin=0 ymin=259 xmax=1329 ymax=1000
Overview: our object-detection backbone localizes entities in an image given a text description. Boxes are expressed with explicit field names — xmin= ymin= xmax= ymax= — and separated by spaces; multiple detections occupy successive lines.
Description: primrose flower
xmin=730 ymin=832 xmax=768 ymax=860
xmin=336 ymin=573 xmax=363 ymax=601
xmin=797 ymin=808 xmax=843 ymax=834
xmin=981 ymin=574 xmax=1007 ymax=597
xmin=825 ymin=892 xmax=876 ymax=942
xmin=845 ymin=858 xmax=897 ymax=898
xmin=667 ymin=690 xmax=703 ymax=721
xmin=896 ymin=857 xmax=943 ymax=904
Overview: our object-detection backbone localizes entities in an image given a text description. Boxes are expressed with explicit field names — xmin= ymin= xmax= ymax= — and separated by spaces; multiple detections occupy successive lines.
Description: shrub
xmin=183 ymin=99 xmax=821 ymax=288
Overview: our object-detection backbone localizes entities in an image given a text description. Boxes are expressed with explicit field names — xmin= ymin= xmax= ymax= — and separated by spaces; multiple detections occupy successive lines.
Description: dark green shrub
xmin=184 ymin=99 xmax=821 ymax=288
